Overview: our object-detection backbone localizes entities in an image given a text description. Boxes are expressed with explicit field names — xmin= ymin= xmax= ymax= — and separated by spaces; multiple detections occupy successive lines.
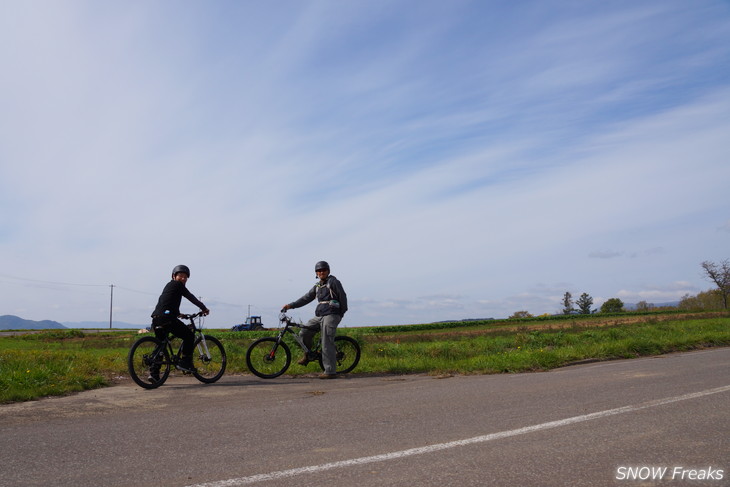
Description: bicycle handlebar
xmin=179 ymin=311 xmax=207 ymax=320
xmin=278 ymin=312 xmax=318 ymax=330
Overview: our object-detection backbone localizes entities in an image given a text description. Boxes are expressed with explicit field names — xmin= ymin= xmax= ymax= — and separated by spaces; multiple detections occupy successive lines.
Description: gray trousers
xmin=300 ymin=314 xmax=342 ymax=374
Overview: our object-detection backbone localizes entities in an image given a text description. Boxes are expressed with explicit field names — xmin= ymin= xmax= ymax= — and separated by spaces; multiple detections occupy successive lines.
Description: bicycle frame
xmin=153 ymin=312 xmax=210 ymax=363
xmin=275 ymin=314 xmax=318 ymax=357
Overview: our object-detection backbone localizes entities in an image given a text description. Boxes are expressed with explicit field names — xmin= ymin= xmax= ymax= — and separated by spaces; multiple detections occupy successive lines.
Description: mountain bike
xmin=246 ymin=312 xmax=361 ymax=379
xmin=127 ymin=311 xmax=227 ymax=389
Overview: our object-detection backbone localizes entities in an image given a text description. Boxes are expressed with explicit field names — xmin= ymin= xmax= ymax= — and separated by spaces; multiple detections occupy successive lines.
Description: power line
xmin=0 ymin=273 xmax=108 ymax=287
xmin=0 ymin=273 xmax=159 ymax=296
xmin=0 ymin=273 xmax=249 ymax=323
xmin=114 ymin=285 xmax=157 ymax=296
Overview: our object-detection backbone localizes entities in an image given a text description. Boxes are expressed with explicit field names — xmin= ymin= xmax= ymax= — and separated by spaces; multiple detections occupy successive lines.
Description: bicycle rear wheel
xmin=192 ymin=335 xmax=227 ymax=383
xmin=246 ymin=337 xmax=291 ymax=379
xmin=318 ymin=336 xmax=361 ymax=374
xmin=128 ymin=336 xmax=170 ymax=389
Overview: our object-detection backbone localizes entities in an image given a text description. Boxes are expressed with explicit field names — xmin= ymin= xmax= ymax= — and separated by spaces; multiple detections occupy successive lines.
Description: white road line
xmin=187 ymin=385 xmax=730 ymax=487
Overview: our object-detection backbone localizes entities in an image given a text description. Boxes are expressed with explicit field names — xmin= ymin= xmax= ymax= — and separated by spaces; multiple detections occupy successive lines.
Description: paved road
xmin=1 ymin=348 xmax=728 ymax=487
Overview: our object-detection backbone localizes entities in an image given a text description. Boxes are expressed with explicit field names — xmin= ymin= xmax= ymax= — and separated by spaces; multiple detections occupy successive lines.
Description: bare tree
xmin=701 ymin=260 xmax=730 ymax=309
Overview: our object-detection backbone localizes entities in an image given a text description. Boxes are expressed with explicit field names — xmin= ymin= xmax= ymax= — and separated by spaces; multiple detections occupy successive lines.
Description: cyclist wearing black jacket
xmin=151 ymin=265 xmax=209 ymax=372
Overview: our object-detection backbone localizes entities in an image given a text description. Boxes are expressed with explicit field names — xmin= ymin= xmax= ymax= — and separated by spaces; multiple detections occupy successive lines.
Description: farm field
xmin=1 ymin=311 xmax=728 ymax=403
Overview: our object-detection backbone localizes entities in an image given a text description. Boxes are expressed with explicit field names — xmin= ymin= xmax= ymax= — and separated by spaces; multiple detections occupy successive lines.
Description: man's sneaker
xmin=176 ymin=357 xmax=197 ymax=373
xmin=148 ymin=371 xmax=160 ymax=383
xmin=319 ymin=373 xmax=337 ymax=380
xmin=297 ymin=355 xmax=310 ymax=366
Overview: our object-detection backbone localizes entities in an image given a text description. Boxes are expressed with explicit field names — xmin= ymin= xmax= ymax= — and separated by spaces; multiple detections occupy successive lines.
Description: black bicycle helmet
xmin=315 ymin=261 xmax=330 ymax=272
xmin=172 ymin=265 xmax=191 ymax=277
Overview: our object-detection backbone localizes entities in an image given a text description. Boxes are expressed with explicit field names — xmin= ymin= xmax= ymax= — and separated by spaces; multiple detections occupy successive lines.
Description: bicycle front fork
xmin=196 ymin=336 xmax=211 ymax=360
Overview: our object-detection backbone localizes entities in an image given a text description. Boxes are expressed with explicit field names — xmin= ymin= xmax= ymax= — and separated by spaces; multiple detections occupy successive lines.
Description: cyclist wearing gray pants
xmin=282 ymin=261 xmax=348 ymax=379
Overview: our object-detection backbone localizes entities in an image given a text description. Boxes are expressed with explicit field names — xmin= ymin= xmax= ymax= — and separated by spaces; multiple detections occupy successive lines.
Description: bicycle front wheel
xmin=192 ymin=335 xmax=227 ymax=384
xmin=246 ymin=337 xmax=291 ymax=379
xmin=128 ymin=336 xmax=170 ymax=389
xmin=318 ymin=336 xmax=361 ymax=374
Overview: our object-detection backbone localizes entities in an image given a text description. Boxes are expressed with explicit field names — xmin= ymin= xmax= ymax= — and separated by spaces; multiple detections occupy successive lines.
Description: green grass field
xmin=1 ymin=312 xmax=728 ymax=403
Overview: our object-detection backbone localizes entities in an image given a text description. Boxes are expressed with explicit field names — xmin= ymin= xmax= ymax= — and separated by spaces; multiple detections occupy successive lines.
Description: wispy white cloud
xmin=616 ymin=281 xmax=700 ymax=304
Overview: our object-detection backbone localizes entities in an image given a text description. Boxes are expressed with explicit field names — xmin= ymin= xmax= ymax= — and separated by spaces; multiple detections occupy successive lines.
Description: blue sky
xmin=1 ymin=0 xmax=729 ymax=327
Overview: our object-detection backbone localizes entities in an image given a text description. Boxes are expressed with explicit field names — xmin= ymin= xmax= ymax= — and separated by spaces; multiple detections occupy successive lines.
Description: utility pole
xmin=109 ymin=284 xmax=114 ymax=329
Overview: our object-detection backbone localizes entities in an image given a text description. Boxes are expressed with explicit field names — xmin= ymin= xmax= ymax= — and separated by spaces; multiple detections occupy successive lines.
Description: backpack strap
xmin=317 ymin=277 xmax=336 ymax=301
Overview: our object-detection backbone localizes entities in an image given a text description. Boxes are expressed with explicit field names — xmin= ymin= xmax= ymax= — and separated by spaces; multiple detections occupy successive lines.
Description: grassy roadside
xmin=357 ymin=315 xmax=730 ymax=374
xmin=1 ymin=313 xmax=728 ymax=403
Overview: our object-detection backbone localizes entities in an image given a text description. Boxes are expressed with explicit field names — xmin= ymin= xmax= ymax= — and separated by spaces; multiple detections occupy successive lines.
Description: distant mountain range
xmin=0 ymin=315 xmax=146 ymax=330
xmin=0 ymin=315 xmax=66 ymax=330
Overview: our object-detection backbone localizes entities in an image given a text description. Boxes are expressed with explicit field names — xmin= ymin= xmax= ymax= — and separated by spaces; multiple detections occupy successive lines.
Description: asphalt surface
xmin=1 ymin=348 xmax=728 ymax=487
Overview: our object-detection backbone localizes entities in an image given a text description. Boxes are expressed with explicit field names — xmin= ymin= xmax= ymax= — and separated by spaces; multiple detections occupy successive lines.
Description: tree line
xmin=509 ymin=259 xmax=730 ymax=319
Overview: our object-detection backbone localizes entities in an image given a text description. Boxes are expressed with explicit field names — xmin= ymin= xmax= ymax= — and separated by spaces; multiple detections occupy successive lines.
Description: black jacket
xmin=151 ymin=280 xmax=207 ymax=317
